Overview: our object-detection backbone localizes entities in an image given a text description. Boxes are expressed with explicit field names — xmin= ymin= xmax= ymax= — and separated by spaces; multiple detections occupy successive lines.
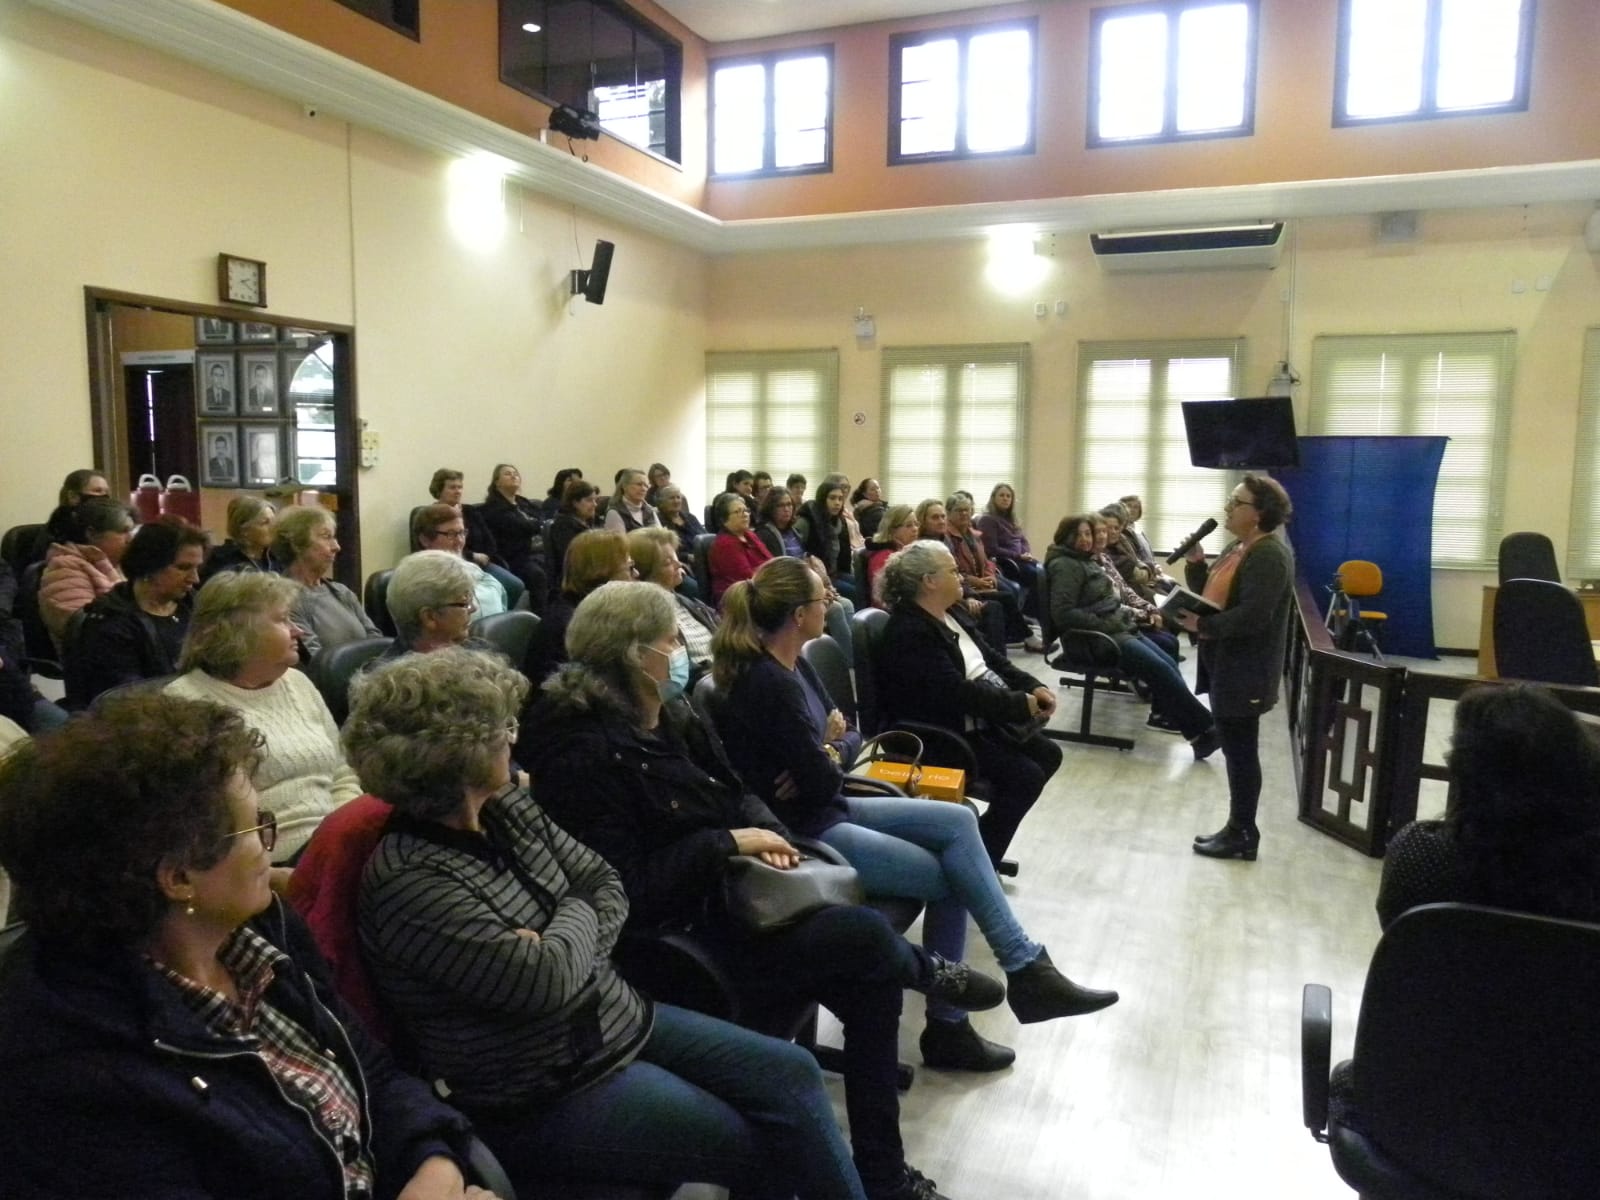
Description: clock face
xmin=228 ymin=259 xmax=261 ymax=304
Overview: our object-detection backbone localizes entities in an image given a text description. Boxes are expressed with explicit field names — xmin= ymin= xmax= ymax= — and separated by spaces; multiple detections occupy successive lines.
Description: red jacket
xmin=709 ymin=531 xmax=771 ymax=607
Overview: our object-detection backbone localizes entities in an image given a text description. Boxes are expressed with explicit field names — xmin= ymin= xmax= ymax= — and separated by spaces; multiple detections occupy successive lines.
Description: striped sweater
xmin=359 ymin=788 xmax=650 ymax=1110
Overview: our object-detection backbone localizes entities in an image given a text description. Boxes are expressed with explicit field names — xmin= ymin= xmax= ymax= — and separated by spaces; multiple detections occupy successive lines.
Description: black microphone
xmin=1166 ymin=517 xmax=1219 ymax=564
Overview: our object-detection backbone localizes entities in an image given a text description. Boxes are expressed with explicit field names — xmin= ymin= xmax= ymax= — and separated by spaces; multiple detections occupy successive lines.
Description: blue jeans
xmin=820 ymin=796 xmax=1040 ymax=1023
xmin=483 ymin=561 xmax=526 ymax=610
xmin=825 ymin=595 xmax=855 ymax=659
xmin=1121 ymin=633 xmax=1212 ymax=737
xmin=472 ymin=1002 xmax=865 ymax=1199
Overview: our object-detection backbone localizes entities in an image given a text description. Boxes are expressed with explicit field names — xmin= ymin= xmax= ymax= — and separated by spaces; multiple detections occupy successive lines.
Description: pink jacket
xmin=39 ymin=542 xmax=124 ymax=648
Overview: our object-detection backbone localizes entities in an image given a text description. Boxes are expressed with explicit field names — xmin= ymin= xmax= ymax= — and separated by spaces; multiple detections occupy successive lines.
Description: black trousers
xmin=968 ymin=729 xmax=1064 ymax=863
xmin=1216 ymin=714 xmax=1262 ymax=831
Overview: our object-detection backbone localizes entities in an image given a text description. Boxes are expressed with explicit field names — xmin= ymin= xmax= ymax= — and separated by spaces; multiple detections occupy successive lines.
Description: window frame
xmin=1073 ymin=338 xmax=1245 ymax=556
xmin=1309 ymin=330 xmax=1517 ymax=570
xmin=887 ymin=17 xmax=1039 ymax=166
xmin=1565 ymin=328 xmax=1600 ymax=579
xmin=879 ymin=344 xmax=1031 ymax=510
xmin=1332 ymin=0 xmax=1536 ymax=128
xmin=704 ymin=349 xmax=840 ymax=510
xmin=1086 ymin=0 xmax=1258 ymax=149
xmin=498 ymin=0 xmax=683 ymax=165
xmin=708 ymin=45 xmax=835 ymax=180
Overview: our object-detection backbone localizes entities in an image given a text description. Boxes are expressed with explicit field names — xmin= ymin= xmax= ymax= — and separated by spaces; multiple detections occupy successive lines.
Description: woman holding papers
xmin=1176 ymin=474 xmax=1295 ymax=862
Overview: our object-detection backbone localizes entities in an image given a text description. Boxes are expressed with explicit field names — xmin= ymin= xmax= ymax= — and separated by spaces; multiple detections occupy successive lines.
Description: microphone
xmin=1166 ymin=518 xmax=1219 ymax=564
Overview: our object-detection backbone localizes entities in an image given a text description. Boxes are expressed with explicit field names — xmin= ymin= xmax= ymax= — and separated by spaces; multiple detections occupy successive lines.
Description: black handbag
xmin=722 ymin=852 xmax=863 ymax=934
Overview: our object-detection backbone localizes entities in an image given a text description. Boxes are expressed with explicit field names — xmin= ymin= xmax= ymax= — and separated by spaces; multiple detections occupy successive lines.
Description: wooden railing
xmin=1288 ymin=577 xmax=1600 ymax=856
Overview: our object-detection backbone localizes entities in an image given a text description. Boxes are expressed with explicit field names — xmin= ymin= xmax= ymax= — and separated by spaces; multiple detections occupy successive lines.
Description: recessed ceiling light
xmin=521 ymin=22 xmax=542 ymax=33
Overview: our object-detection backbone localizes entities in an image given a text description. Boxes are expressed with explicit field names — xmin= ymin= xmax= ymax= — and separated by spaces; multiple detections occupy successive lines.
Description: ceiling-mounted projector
xmin=549 ymin=104 xmax=601 ymax=141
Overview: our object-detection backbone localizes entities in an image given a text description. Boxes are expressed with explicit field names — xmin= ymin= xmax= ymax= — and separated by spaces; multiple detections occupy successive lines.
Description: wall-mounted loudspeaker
xmin=570 ymin=240 xmax=615 ymax=305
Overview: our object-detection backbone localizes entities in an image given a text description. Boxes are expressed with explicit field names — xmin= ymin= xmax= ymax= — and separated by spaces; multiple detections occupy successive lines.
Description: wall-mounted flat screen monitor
xmin=1180 ymin=395 xmax=1299 ymax=469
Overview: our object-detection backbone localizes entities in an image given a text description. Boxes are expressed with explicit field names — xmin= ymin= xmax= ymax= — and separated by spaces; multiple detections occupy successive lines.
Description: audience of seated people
xmin=200 ymin=494 xmax=279 ymax=582
xmin=165 ymin=570 xmax=361 ymax=869
xmin=275 ymin=505 xmax=381 ymax=660
xmin=411 ymin=503 xmax=508 ymax=617
xmin=38 ymin=496 xmax=133 ymax=650
xmin=25 ymin=467 xmax=111 ymax=570
xmin=66 ymin=515 xmax=206 ymax=709
xmin=380 ymin=549 xmax=495 ymax=662
xmin=478 ymin=463 xmax=548 ymax=607
xmin=946 ymin=493 xmax=1039 ymax=651
xmin=0 ymin=693 xmax=491 ymax=1200
xmin=427 ymin=468 xmax=526 ymax=608
xmin=345 ymin=647 xmax=868 ymax=1198
xmin=628 ymin=525 xmax=719 ymax=685
xmin=523 ymin=528 xmax=634 ymax=685
xmin=524 ymin=583 xmax=1003 ymax=1200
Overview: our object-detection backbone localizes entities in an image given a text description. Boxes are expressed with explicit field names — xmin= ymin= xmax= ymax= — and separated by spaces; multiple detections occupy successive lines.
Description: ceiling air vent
xmin=1089 ymin=221 xmax=1284 ymax=273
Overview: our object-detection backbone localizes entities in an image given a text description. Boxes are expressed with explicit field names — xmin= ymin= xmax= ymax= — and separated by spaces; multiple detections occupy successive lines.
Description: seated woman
xmin=865 ymin=504 xmax=920 ymax=607
xmin=603 ymin=468 xmax=660 ymax=534
xmin=412 ymin=504 xmax=507 ymax=618
xmin=655 ymin=482 xmax=704 ymax=560
xmin=876 ymin=542 xmax=1064 ymax=866
xmin=26 ymin=467 xmax=110 ymax=570
xmin=275 ymin=505 xmax=381 ymax=660
xmin=478 ymin=463 xmax=548 ymax=605
xmin=716 ymin=558 xmax=1119 ymax=1071
xmin=707 ymin=490 xmax=772 ymax=608
xmin=975 ymin=483 xmax=1040 ymax=606
xmin=523 ymin=528 xmax=633 ymax=685
xmin=794 ymin=479 xmax=859 ymax=603
xmin=0 ymin=693 xmax=487 ymax=1200
xmin=946 ymin=493 xmax=1037 ymax=650
xmin=743 ymin=488 xmax=855 ymax=654
xmin=1377 ymin=683 xmax=1600 ymax=929
xmin=346 ymin=648 xmax=868 ymax=1199
xmin=852 ymin=478 xmax=888 ymax=541
xmin=427 ymin=469 xmax=524 ymax=608
xmin=914 ymin=500 xmax=1007 ymax=653
xmin=38 ymin=496 xmax=133 ymax=650
xmin=1044 ymin=515 xmax=1218 ymax=753
xmin=527 ymin=583 xmax=1005 ymax=1200
xmin=543 ymin=477 xmax=599 ymax=597
xmin=539 ymin=466 xmax=583 ymax=521
xmin=1088 ymin=513 xmax=1181 ymax=662
xmin=200 ymin=494 xmax=279 ymax=582
xmin=380 ymin=550 xmax=493 ymax=661
xmin=630 ymin=526 xmax=718 ymax=685
xmin=1098 ymin=504 xmax=1156 ymax=603
xmin=166 ymin=571 xmax=361 ymax=865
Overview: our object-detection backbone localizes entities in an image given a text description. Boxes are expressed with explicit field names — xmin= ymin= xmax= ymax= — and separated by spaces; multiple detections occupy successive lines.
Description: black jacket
xmin=65 ymin=581 xmax=191 ymax=709
xmin=199 ymin=540 xmax=280 ymax=583
xmin=479 ymin=493 xmax=542 ymax=574
xmin=877 ymin=603 xmax=1044 ymax=732
xmin=1185 ymin=534 xmax=1294 ymax=720
xmin=525 ymin=673 xmax=786 ymax=933
xmin=794 ymin=502 xmax=851 ymax=579
xmin=0 ymin=897 xmax=471 ymax=1200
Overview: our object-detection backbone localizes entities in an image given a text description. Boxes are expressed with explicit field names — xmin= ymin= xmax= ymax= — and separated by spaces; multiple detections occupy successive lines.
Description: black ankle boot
xmin=917 ymin=952 xmax=1004 ymax=1012
xmin=1005 ymin=948 xmax=1119 ymax=1024
xmin=1192 ymin=823 xmax=1259 ymax=860
xmin=920 ymin=1017 xmax=1016 ymax=1072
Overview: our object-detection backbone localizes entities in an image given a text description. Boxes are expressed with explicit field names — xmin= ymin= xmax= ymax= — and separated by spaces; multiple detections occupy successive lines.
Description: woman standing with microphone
xmin=1173 ymin=474 xmax=1294 ymax=861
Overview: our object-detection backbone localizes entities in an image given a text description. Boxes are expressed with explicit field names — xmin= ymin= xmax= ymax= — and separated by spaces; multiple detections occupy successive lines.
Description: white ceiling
xmin=652 ymin=0 xmax=1023 ymax=43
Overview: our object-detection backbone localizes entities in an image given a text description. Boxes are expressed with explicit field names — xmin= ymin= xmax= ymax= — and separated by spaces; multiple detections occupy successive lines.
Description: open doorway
xmin=84 ymin=289 xmax=361 ymax=588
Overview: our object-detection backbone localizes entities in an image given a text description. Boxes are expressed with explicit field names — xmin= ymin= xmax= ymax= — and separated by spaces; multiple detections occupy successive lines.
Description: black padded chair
xmin=307 ymin=636 xmax=390 ymax=725
xmin=1497 ymin=531 xmax=1561 ymax=585
xmin=1301 ymin=902 xmax=1600 ymax=1199
xmin=1 ymin=524 xmax=43 ymax=575
xmin=90 ymin=674 xmax=179 ymax=711
xmin=1034 ymin=570 xmax=1136 ymax=751
xmin=470 ymin=609 xmax=539 ymax=666
xmin=851 ymin=546 xmax=874 ymax=609
xmin=690 ymin=532 xmax=717 ymax=604
xmin=16 ymin=561 xmax=62 ymax=680
xmin=362 ymin=569 xmax=397 ymax=638
xmin=1492 ymin=578 xmax=1598 ymax=687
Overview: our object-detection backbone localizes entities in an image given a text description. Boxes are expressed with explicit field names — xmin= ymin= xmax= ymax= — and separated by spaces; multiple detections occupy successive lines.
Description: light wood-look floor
xmin=688 ymin=650 xmax=1472 ymax=1200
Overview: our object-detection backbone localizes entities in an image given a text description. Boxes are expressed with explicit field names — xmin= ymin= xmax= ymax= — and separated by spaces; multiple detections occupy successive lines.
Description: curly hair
xmin=0 ymin=694 xmax=263 ymax=946
xmin=181 ymin=571 xmax=302 ymax=678
xmin=710 ymin=491 xmax=747 ymax=530
xmin=880 ymin=541 xmax=953 ymax=611
xmin=344 ymin=648 xmax=528 ymax=822
xmin=123 ymin=516 xmax=208 ymax=582
xmin=1052 ymin=514 xmax=1097 ymax=551
xmin=1240 ymin=473 xmax=1292 ymax=532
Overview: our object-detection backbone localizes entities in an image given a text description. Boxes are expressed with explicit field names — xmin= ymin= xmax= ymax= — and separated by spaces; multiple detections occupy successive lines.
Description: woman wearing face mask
xmin=525 ymin=582 xmax=1001 ymax=1200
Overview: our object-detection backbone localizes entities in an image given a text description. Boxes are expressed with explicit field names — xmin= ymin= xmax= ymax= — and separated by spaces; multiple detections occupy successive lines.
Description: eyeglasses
xmin=225 ymin=809 xmax=277 ymax=853
xmin=438 ymin=598 xmax=479 ymax=613
xmin=432 ymin=528 xmax=468 ymax=540
xmin=1224 ymin=497 xmax=1257 ymax=511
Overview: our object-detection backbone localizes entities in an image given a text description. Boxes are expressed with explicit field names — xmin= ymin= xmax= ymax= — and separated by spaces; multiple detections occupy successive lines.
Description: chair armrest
xmin=614 ymin=928 xmax=740 ymax=1022
xmin=1301 ymin=983 xmax=1333 ymax=1141
xmin=1054 ymin=629 xmax=1122 ymax=672
xmin=893 ymin=720 xmax=979 ymax=774
xmin=464 ymin=1135 xmax=518 ymax=1199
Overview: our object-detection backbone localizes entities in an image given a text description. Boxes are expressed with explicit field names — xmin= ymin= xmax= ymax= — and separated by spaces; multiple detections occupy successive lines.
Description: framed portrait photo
xmin=242 ymin=424 xmax=286 ymax=488
xmin=239 ymin=321 xmax=277 ymax=343
xmin=196 ymin=351 xmax=237 ymax=416
xmin=239 ymin=351 xmax=279 ymax=415
xmin=199 ymin=423 xmax=241 ymax=487
xmin=196 ymin=317 xmax=234 ymax=345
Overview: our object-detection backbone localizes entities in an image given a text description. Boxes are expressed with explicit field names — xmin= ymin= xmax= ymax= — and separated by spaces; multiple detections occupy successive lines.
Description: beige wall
xmin=709 ymin=204 xmax=1600 ymax=649
xmin=0 ymin=0 xmax=708 ymax=573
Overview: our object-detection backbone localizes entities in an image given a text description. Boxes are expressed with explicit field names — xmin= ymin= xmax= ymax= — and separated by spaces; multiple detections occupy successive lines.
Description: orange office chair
xmin=1328 ymin=560 xmax=1387 ymax=657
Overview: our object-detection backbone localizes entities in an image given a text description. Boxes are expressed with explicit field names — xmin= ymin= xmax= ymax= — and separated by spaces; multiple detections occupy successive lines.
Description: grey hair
xmin=343 ymin=647 xmax=528 ymax=821
xmin=387 ymin=550 xmax=475 ymax=644
xmin=180 ymin=571 xmax=301 ymax=679
xmin=945 ymin=493 xmax=974 ymax=516
xmin=271 ymin=505 xmax=335 ymax=565
xmin=1099 ymin=502 xmax=1130 ymax=523
xmin=565 ymin=580 xmax=675 ymax=677
xmin=225 ymin=495 xmax=274 ymax=544
xmin=881 ymin=541 xmax=954 ymax=611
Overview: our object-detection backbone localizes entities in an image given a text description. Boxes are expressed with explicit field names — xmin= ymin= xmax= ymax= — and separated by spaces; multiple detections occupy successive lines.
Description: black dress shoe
xmin=1192 ymin=824 xmax=1259 ymax=861
xmin=1005 ymin=948 xmax=1119 ymax=1024
xmin=920 ymin=1017 xmax=1016 ymax=1072
xmin=868 ymin=1165 xmax=951 ymax=1200
xmin=918 ymin=952 xmax=1005 ymax=1012
xmin=1189 ymin=725 xmax=1221 ymax=760
xmin=1145 ymin=712 xmax=1184 ymax=734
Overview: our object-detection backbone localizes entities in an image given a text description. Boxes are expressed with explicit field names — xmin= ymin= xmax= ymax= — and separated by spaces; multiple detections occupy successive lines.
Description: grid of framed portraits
xmin=199 ymin=421 xmax=288 ymax=489
xmin=194 ymin=318 xmax=330 ymax=490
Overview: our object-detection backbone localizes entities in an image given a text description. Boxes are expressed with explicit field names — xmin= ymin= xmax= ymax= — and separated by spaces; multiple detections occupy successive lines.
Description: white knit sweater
xmin=164 ymin=668 xmax=363 ymax=861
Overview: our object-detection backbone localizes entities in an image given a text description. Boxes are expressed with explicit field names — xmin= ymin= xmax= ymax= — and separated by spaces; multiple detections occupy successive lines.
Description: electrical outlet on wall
xmin=360 ymin=428 xmax=380 ymax=469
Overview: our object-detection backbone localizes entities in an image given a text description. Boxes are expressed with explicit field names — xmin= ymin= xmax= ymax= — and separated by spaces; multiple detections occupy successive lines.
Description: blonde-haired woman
xmin=274 ymin=505 xmax=379 ymax=659
xmin=165 ymin=571 xmax=360 ymax=865
xmin=200 ymin=494 xmax=279 ymax=582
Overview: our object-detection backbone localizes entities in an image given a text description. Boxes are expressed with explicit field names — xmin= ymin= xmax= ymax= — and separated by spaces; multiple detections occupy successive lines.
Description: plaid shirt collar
xmin=148 ymin=925 xmax=283 ymax=1040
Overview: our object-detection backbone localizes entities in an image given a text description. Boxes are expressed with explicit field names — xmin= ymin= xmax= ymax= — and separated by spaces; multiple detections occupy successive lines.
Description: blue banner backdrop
xmin=1276 ymin=436 xmax=1447 ymax=659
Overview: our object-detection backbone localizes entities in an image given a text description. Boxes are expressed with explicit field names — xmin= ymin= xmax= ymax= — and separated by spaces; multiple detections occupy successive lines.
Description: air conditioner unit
xmin=1089 ymin=221 xmax=1284 ymax=273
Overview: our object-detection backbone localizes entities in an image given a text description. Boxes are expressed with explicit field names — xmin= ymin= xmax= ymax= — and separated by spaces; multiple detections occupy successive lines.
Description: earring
xmin=182 ymin=891 xmax=196 ymax=917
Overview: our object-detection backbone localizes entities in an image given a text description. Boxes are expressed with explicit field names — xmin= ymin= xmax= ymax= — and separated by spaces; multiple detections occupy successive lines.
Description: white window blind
xmin=705 ymin=350 xmax=838 ymax=505
xmin=882 ymin=345 xmax=1028 ymax=509
xmin=1311 ymin=331 xmax=1515 ymax=569
xmin=1075 ymin=338 xmax=1243 ymax=555
xmin=1566 ymin=329 xmax=1600 ymax=578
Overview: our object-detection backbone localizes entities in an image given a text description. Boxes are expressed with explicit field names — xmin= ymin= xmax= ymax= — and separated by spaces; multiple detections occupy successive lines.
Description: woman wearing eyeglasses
xmin=166 ymin=571 xmax=362 ymax=868
xmin=0 ymin=693 xmax=494 ymax=1200
xmin=1173 ymin=474 xmax=1295 ymax=862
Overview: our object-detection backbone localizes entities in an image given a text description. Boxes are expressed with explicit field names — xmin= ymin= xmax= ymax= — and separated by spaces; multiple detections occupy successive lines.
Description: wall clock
xmin=217 ymin=253 xmax=267 ymax=308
